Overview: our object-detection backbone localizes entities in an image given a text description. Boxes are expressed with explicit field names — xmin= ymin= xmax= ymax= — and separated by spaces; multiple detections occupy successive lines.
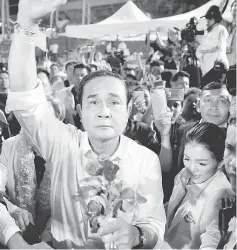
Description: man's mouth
xmin=208 ymin=113 xmax=220 ymax=118
xmin=96 ymin=125 xmax=113 ymax=128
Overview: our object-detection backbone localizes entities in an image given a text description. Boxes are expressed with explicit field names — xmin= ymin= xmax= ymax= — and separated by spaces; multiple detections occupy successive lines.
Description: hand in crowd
xmin=17 ymin=0 xmax=68 ymax=25
xmin=99 ymin=218 xmax=139 ymax=250
xmin=153 ymin=107 xmax=173 ymax=136
xmin=133 ymin=98 xmax=147 ymax=114
xmin=142 ymin=73 xmax=156 ymax=88
xmin=11 ymin=208 xmax=34 ymax=232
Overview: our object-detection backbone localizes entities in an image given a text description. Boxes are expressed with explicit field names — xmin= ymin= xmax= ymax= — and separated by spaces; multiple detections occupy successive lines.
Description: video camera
xmin=181 ymin=17 xmax=199 ymax=43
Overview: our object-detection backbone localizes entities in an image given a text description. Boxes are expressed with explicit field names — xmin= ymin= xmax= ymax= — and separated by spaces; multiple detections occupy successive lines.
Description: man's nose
xmin=209 ymin=101 xmax=218 ymax=110
xmin=97 ymin=103 xmax=111 ymax=119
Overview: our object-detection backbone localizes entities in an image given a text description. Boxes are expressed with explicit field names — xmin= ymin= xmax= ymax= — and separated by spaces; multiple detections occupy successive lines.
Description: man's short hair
xmin=50 ymin=63 xmax=59 ymax=69
xmin=73 ymin=63 xmax=91 ymax=74
xmin=202 ymin=81 xmax=228 ymax=92
xmin=37 ymin=67 xmax=50 ymax=80
xmin=184 ymin=87 xmax=202 ymax=100
xmin=172 ymin=71 xmax=190 ymax=82
xmin=78 ymin=70 xmax=132 ymax=106
xmin=150 ymin=60 xmax=164 ymax=68
xmin=65 ymin=61 xmax=77 ymax=70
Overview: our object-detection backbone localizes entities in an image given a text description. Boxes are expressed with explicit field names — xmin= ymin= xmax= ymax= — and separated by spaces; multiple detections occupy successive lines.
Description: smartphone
xmin=132 ymin=91 xmax=145 ymax=103
xmin=166 ymin=88 xmax=185 ymax=101
xmin=151 ymin=88 xmax=167 ymax=120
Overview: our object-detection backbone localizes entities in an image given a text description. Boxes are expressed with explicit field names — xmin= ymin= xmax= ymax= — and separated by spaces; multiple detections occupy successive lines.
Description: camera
xmin=181 ymin=17 xmax=198 ymax=43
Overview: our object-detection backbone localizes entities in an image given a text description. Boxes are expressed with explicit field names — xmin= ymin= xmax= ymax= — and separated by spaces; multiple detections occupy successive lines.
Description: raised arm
xmin=9 ymin=0 xmax=67 ymax=92
xmin=6 ymin=0 xmax=75 ymax=165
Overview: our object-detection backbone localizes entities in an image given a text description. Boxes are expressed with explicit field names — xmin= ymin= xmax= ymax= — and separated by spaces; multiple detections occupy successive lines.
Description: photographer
xmin=196 ymin=5 xmax=229 ymax=80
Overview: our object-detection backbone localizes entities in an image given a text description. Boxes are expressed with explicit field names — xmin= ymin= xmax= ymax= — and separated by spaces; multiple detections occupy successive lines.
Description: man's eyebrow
xmin=108 ymin=93 xmax=121 ymax=98
xmin=87 ymin=94 xmax=98 ymax=99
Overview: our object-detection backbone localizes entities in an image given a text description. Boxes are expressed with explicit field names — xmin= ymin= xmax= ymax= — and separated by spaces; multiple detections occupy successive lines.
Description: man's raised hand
xmin=17 ymin=0 xmax=68 ymax=27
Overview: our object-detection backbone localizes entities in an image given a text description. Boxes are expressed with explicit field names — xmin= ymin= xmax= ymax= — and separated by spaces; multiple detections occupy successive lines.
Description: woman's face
xmin=206 ymin=18 xmax=216 ymax=29
xmin=183 ymin=142 xmax=219 ymax=184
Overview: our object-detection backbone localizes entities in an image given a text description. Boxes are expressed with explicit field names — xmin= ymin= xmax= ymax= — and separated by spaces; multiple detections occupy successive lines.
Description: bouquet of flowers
xmin=73 ymin=151 xmax=147 ymax=238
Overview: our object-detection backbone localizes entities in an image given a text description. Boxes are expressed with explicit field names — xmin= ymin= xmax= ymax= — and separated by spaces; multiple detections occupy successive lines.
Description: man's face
xmin=125 ymin=69 xmax=136 ymax=77
xmin=50 ymin=65 xmax=59 ymax=77
xmin=95 ymin=52 xmax=103 ymax=62
xmin=80 ymin=76 xmax=129 ymax=142
xmin=199 ymin=88 xmax=231 ymax=126
xmin=150 ymin=65 xmax=164 ymax=78
xmin=0 ymin=73 xmax=9 ymax=93
xmin=37 ymin=72 xmax=52 ymax=95
xmin=224 ymin=124 xmax=236 ymax=193
xmin=66 ymin=64 xmax=76 ymax=80
xmin=74 ymin=68 xmax=88 ymax=85
xmin=167 ymin=100 xmax=183 ymax=123
xmin=172 ymin=76 xmax=190 ymax=93
xmin=182 ymin=94 xmax=200 ymax=119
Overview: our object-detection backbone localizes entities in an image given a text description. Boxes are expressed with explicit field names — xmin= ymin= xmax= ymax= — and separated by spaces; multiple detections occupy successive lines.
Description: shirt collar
xmin=199 ymin=119 xmax=228 ymax=128
xmin=186 ymin=171 xmax=218 ymax=198
xmin=81 ymin=132 xmax=125 ymax=163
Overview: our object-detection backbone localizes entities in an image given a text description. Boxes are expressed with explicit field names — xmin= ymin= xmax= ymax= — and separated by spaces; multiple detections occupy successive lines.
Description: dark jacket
xmin=217 ymin=197 xmax=236 ymax=249
xmin=124 ymin=119 xmax=161 ymax=156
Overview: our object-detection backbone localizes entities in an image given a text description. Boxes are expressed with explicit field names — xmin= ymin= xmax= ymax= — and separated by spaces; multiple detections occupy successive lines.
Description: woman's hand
xmin=99 ymin=218 xmax=140 ymax=250
xmin=17 ymin=0 xmax=67 ymax=27
xmin=11 ymin=208 xmax=34 ymax=232
xmin=154 ymin=108 xmax=172 ymax=136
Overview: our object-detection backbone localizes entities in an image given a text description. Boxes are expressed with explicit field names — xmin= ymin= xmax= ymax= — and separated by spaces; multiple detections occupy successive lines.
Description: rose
xmin=87 ymin=200 xmax=103 ymax=214
xmin=85 ymin=161 xmax=103 ymax=176
xmin=101 ymin=160 xmax=119 ymax=182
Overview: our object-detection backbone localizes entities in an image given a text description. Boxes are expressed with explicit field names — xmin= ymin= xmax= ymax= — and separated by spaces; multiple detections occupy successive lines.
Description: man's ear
xmin=196 ymin=98 xmax=201 ymax=113
xmin=76 ymin=104 xmax=82 ymax=119
xmin=127 ymin=100 xmax=133 ymax=117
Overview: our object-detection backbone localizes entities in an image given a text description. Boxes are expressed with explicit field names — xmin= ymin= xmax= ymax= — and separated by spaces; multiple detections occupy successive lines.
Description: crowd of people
xmin=0 ymin=0 xmax=236 ymax=249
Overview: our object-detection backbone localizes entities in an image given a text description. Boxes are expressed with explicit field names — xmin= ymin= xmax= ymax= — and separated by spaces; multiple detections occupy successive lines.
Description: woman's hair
xmin=185 ymin=122 xmax=226 ymax=162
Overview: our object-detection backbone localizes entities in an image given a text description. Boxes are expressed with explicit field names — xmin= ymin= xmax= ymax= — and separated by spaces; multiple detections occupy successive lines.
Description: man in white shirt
xmin=6 ymin=0 xmax=166 ymax=249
